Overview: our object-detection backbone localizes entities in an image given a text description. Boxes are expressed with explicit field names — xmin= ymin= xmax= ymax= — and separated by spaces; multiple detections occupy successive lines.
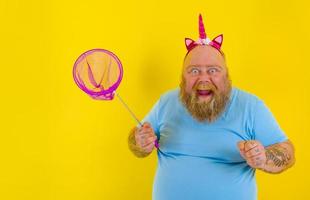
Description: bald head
xmin=183 ymin=45 xmax=226 ymax=72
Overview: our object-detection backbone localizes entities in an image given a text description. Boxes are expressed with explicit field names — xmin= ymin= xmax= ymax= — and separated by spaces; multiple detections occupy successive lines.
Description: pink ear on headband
xmin=209 ymin=34 xmax=223 ymax=49
xmin=185 ymin=14 xmax=223 ymax=54
xmin=185 ymin=38 xmax=196 ymax=51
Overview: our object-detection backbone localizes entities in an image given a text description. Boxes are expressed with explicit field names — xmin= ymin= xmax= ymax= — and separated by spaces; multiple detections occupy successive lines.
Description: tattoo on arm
xmin=265 ymin=145 xmax=291 ymax=167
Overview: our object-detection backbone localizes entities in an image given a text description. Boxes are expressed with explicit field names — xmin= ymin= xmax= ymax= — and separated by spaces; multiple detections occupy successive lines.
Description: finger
xmin=139 ymin=124 xmax=152 ymax=130
xmin=246 ymin=152 xmax=264 ymax=160
xmin=247 ymin=155 xmax=265 ymax=168
xmin=137 ymin=126 xmax=154 ymax=133
xmin=141 ymin=136 xmax=157 ymax=148
xmin=237 ymin=141 xmax=247 ymax=159
xmin=136 ymin=135 xmax=154 ymax=146
xmin=138 ymin=131 xmax=154 ymax=137
xmin=252 ymin=154 xmax=264 ymax=162
xmin=239 ymin=151 xmax=247 ymax=160
xmin=237 ymin=141 xmax=246 ymax=152
xmin=137 ymin=134 xmax=156 ymax=146
xmin=244 ymin=140 xmax=259 ymax=152
xmin=142 ymin=122 xmax=151 ymax=128
xmin=137 ymin=131 xmax=155 ymax=139
xmin=245 ymin=146 xmax=264 ymax=158
xmin=138 ymin=127 xmax=153 ymax=134
xmin=143 ymin=142 xmax=155 ymax=153
xmin=138 ymin=133 xmax=155 ymax=141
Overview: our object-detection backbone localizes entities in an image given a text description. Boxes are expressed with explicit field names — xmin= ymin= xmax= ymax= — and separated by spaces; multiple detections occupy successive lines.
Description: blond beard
xmin=179 ymin=77 xmax=232 ymax=123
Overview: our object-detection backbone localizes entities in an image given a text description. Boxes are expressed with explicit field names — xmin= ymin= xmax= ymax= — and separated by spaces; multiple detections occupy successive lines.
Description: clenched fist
xmin=135 ymin=122 xmax=157 ymax=154
xmin=237 ymin=140 xmax=266 ymax=169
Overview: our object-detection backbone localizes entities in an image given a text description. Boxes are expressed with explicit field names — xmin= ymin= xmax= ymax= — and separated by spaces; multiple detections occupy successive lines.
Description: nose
xmin=197 ymin=70 xmax=212 ymax=82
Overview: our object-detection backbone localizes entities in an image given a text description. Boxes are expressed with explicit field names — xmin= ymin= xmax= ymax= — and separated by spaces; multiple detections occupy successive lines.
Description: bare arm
xmin=128 ymin=123 xmax=157 ymax=158
xmin=261 ymin=140 xmax=295 ymax=174
xmin=128 ymin=127 xmax=152 ymax=158
xmin=238 ymin=140 xmax=295 ymax=174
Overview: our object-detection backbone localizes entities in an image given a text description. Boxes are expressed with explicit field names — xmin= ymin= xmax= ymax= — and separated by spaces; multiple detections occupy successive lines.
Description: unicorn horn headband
xmin=185 ymin=14 xmax=223 ymax=54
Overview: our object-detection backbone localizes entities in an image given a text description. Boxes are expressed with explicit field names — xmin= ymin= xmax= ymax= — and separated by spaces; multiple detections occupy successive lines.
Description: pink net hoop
xmin=73 ymin=49 xmax=123 ymax=100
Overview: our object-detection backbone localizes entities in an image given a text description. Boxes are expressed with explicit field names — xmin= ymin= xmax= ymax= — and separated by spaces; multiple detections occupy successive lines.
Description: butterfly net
xmin=73 ymin=49 xmax=123 ymax=100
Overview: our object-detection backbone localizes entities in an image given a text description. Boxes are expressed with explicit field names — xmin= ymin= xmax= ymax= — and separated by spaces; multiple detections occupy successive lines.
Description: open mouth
xmin=196 ymin=89 xmax=213 ymax=96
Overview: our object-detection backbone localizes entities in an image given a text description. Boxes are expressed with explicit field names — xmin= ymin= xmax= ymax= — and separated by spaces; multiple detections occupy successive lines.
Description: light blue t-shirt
xmin=142 ymin=87 xmax=288 ymax=200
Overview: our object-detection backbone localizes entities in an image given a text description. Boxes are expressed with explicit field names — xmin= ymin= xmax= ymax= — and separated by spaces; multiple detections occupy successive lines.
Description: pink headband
xmin=185 ymin=14 xmax=223 ymax=54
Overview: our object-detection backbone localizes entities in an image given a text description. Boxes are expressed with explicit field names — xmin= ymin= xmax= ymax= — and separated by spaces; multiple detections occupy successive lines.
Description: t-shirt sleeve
xmin=252 ymin=99 xmax=288 ymax=147
xmin=140 ymin=98 xmax=162 ymax=136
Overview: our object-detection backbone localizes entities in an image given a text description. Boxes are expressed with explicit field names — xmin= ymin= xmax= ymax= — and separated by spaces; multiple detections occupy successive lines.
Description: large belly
xmin=153 ymin=153 xmax=257 ymax=200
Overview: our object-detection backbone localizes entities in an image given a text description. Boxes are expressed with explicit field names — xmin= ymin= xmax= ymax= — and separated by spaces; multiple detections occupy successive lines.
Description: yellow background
xmin=0 ymin=0 xmax=309 ymax=199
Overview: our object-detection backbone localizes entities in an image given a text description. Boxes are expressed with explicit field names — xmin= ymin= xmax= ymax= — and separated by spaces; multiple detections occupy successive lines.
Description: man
xmin=128 ymin=15 xmax=295 ymax=200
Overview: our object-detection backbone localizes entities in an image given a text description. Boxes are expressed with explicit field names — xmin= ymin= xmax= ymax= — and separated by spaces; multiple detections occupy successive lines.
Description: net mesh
xmin=73 ymin=49 xmax=123 ymax=100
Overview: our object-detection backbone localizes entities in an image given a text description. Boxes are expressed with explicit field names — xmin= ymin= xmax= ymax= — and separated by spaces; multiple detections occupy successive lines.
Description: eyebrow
xmin=186 ymin=65 xmax=223 ymax=69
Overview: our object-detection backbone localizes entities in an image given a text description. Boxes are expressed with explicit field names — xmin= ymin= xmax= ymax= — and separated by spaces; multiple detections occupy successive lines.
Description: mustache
xmin=192 ymin=83 xmax=218 ymax=94
xmin=179 ymin=78 xmax=232 ymax=122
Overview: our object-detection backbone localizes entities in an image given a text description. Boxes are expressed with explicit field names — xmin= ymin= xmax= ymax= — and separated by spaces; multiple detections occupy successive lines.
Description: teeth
xmin=197 ymin=85 xmax=211 ymax=90
xmin=197 ymin=87 xmax=211 ymax=91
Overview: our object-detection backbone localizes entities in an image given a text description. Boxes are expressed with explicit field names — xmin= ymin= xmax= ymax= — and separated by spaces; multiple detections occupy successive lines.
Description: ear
xmin=210 ymin=34 xmax=223 ymax=49
xmin=185 ymin=38 xmax=196 ymax=51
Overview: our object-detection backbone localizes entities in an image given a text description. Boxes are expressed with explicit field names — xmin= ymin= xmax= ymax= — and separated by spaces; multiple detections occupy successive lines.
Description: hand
xmin=237 ymin=140 xmax=266 ymax=169
xmin=135 ymin=122 xmax=157 ymax=154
